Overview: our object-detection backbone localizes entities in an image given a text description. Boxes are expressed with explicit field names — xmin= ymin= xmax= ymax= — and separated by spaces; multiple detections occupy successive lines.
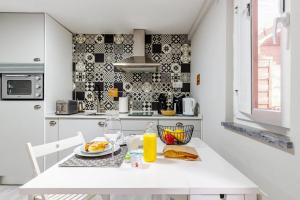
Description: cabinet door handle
xmin=49 ymin=121 xmax=56 ymax=126
xmin=34 ymin=105 xmax=41 ymax=110
xmin=33 ymin=57 xmax=41 ymax=62
xmin=176 ymin=122 xmax=183 ymax=127
xmin=98 ymin=121 xmax=105 ymax=127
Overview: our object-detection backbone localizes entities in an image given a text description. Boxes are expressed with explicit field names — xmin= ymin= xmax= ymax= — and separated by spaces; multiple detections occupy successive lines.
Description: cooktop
xmin=128 ymin=112 xmax=154 ymax=116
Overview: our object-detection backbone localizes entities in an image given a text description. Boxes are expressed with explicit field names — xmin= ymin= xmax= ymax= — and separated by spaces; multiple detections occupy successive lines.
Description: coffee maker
xmin=158 ymin=93 xmax=167 ymax=114
xmin=173 ymin=94 xmax=185 ymax=114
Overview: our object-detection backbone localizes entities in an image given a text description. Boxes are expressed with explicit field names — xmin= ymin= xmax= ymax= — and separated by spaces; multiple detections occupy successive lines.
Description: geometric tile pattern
xmin=73 ymin=33 xmax=191 ymax=110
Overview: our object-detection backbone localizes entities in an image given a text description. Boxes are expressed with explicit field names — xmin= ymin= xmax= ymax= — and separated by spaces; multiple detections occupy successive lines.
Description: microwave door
xmin=2 ymin=75 xmax=34 ymax=99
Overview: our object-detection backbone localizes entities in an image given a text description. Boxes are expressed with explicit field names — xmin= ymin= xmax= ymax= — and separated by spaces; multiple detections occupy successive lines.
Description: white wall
xmin=44 ymin=15 xmax=73 ymax=114
xmin=191 ymin=1 xmax=300 ymax=200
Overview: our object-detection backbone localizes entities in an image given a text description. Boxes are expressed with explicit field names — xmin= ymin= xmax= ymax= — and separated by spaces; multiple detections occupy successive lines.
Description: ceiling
xmin=0 ymin=0 xmax=205 ymax=34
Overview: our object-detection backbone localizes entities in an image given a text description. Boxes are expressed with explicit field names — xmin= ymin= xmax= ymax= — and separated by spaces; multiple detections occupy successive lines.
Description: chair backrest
xmin=26 ymin=132 xmax=85 ymax=176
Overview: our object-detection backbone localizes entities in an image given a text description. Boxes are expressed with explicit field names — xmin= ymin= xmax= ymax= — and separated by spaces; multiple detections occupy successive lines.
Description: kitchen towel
xmin=59 ymin=146 xmax=128 ymax=168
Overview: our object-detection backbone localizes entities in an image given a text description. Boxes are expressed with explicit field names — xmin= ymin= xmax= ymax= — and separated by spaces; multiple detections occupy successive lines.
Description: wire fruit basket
xmin=157 ymin=123 xmax=194 ymax=145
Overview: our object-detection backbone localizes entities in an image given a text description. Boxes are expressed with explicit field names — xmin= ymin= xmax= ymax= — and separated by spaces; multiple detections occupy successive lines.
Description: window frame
xmin=233 ymin=0 xmax=291 ymax=128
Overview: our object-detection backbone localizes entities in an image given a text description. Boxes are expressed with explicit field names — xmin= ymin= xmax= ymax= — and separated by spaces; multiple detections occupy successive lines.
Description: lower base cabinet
xmin=45 ymin=118 xmax=106 ymax=167
xmin=168 ymin=195 xmax=188 ymax=200
xmin=58 ymin=119 xmax=106 ymax=160
xmin=121 ymin=119 xmax=158 ymax=136
xmin=0 ymin=101 xmax=44 ymax=184
xmin=108 ymin=194 xmax=247 ymax=200
xmin=190 ymin=195 xmax=245 ymax=200
xmin=158 ymin=119 xmax=202 ymax=139
xmin=45 ymin=119 xmax=59 ymax=169
xmin=109 ymin=195 xmax=188 ymax=200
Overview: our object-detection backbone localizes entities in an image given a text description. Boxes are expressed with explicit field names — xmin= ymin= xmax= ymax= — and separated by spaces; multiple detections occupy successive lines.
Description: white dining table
xmin=20 ymin=138 xmax=258 ymax=200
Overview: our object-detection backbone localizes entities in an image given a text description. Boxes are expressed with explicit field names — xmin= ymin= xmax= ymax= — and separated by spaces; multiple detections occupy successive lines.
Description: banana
xmin=162 ymin=128 xmax=186 ymax=143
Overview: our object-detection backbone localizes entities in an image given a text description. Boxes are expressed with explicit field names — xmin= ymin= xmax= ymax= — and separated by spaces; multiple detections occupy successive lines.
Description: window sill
xmin=221 ymin=122 xmax=293 ymax=152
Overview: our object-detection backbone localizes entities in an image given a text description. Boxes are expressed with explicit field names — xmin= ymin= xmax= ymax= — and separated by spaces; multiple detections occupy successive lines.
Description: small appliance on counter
xmin=182 ymin=97 xmax=196 ymax=116
xmin=77 ymin=100 xmax=84 ymax=112
xmin=158 ymin=93 xmax=167 ymax=114
xmin=173 ymin=94 xmax=185 ymax=114
xmin=166 ymin=92 xmax=174 ymax=110
xmin=56 ymin=100 xmax=78 ymax=115
xmin=119 ymin=96 xmax=129 ymax=113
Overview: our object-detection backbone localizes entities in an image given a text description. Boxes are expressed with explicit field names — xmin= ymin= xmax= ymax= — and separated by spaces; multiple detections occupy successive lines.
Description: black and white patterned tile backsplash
xmin=72 ymin=34 xmax=191 ymax=111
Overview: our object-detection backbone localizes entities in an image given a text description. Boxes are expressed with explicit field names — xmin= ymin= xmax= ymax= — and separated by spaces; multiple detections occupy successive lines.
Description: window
xmin=234 ymin=0 xmax=290 ymax=127
xmin=252 ymin=0 xmax=281 ymax=111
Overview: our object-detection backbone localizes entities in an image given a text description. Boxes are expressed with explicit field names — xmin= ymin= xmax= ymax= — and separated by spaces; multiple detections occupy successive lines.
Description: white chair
xmin=26 ymin=132 xmax=96 ymax=200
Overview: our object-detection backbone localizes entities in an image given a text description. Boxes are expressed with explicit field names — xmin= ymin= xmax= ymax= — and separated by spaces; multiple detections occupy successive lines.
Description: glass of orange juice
xmin=143 ymin=122 xmax=157 ymax=162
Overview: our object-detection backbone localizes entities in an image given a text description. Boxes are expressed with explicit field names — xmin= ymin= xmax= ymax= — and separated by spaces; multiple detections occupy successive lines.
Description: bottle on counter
xmin=143 ymin=122 xmax=157 ymax=162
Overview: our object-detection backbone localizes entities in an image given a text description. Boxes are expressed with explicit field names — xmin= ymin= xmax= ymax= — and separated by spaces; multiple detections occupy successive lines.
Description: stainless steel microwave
xmin=1 ymin=73 xmax=44 ymax=100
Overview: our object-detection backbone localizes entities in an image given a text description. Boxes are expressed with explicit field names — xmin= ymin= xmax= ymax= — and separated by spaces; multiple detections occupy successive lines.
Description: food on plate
xmin=162 ymin=128 xmax=186 ymax=144
xmin=84 ymin=142 xmax=93 ymax=151
xmin=84 ymin=141 xmax=109 ymax=152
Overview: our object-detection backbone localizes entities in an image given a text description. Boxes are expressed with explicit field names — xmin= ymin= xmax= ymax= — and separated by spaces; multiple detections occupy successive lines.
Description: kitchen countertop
xmin=45 ymin=112 xmax=202 ymax=120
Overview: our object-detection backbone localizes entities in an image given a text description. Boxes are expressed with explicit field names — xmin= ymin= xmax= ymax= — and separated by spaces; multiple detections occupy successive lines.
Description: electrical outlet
xmin=196 ymin=74 xmax=200 ymax=85
xmin=172 ymin=81 xmax=183 ymax=88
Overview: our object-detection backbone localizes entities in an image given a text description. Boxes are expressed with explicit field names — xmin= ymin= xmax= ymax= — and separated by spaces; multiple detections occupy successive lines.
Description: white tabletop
xmin=20 ymin=138 xmax=258 ymax=195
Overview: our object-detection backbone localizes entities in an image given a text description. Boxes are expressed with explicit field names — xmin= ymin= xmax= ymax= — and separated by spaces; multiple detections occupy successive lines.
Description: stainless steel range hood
xmin=113 ymin=29 xmax=160 ymax=72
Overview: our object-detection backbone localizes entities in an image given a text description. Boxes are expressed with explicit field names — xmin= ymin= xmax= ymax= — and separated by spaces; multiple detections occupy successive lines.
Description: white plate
xmin=74 ymin=144 xmax=121 ymax=157
xmin=81 ymin=142 xmax=112 ymax=154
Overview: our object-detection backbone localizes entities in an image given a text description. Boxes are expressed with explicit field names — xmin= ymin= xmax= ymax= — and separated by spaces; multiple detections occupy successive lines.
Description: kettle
xmin=77 ymin=101 xmax=84 ymax=112
xmin=182 ymin=97 xmax=196 ymax=116
xmin=119 ymin=96 xmax=129 ymax=113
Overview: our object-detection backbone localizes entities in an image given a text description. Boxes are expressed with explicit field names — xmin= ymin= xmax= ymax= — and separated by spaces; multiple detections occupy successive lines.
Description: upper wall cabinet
xmin=0 ymin=13 xmax=45 ymax=64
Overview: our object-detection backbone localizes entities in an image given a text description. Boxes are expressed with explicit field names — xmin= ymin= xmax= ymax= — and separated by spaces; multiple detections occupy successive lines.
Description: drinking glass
xmin=104 ymin=115 xmax=122 ymax=164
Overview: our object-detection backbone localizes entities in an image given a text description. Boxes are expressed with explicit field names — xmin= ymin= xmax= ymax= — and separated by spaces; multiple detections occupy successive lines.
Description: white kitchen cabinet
xmin=0 ymin=13 xmax=45 ymax=64
xmin=190 ymin=195 xmax=244 ymax=200
xmin=158 ymin=119 xmax=201 ymax=130
xmin=151 ymin=195 xmax=188 ymax=200
xmin=44 ymin=15 xmax=73 ymax=114
xmin=45 ymin=119 xmax=59 ymax=169
xmin=121 ymin=119 xmax=158 ymax=131
xmin=0 ymin=101 xmax=44 ymax=184
xmin=58 ymin=119 xmax=106 ymax=159
xmin=123 ymin=130 xmax=146 ymax=136
xmin=192 ymin=131 xmax=201 ymax=139
xmin=168 ymin=195 xmax=188 ymax=200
